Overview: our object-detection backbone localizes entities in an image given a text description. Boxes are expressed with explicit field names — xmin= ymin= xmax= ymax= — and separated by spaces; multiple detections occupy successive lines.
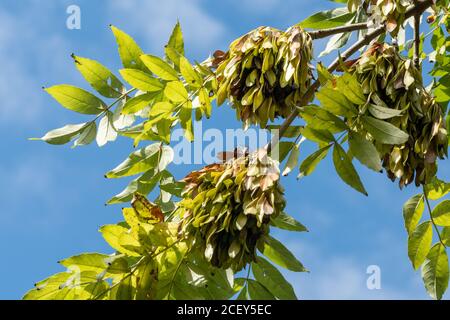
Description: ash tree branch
xmin=267 ymin=0 xmax=434 ymax=153
xmin=309 ymin=23 xmax=369 ymax=40
xmin=414 ymin=13 xmax=421 ymax=69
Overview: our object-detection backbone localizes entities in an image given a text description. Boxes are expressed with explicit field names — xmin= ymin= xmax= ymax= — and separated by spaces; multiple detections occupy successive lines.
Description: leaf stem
xmin=414 ymin=12 xmax=421 ymax=69
xmin=423 ymin=184 xmax=445 ymax=247
xmin=93 ymin=87 xmax=137 ymax=123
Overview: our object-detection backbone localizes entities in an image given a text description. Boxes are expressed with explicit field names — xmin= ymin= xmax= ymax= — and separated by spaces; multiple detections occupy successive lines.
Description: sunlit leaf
xmin=45 ymin=85 xmax=106 ymax=115
xmin=408 ymin=221 xmax=433 ymax=270
xmin=258 ymin=236 xmax=306 ymax=272
xmin=332 ymin=143 xmax=367 ymax=196
xmin=403 ymin=194 xmax=425 ymax=235
xmin=252 ymin=257 xmax=297 ymax=300
xmin=72 ymin=55 xmax=124 ymax=98
xmin=421 ymin=243 xmax=449 ymax=300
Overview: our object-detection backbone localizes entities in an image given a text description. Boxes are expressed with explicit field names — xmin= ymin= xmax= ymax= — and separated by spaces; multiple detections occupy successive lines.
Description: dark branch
xmin=414 ymin=13 xmax=421 ymax=69
xmin=309 ymin=23 xmax=368 ymax=40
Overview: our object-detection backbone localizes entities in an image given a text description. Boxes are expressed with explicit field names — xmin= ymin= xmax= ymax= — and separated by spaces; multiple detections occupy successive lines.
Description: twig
xmin=414 ymin=12 xmax=421 ymax=69
xmin=308 ymin=23 xmax=368 ymax=40
xmin=423 ymin=185 xmax=446 ymax=247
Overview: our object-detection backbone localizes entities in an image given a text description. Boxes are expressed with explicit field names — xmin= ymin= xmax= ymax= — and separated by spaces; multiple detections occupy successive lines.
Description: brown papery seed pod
xmin=214 ymin=26 xmax=314 ymax=129
xmin=347 ymin=43 xmax=448 ymax=188
xmin=176 ymin=149 xmax=285 ymax=271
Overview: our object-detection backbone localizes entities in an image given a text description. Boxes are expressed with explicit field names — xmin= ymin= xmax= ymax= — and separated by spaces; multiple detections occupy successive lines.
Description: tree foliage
xmin=28 ymin=0 xmax=450 ymax=300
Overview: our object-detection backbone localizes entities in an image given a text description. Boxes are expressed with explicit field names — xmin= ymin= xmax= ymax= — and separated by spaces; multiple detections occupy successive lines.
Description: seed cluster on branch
xmin=177 ymin=149 xmax=285 ymax=271
xmin=348 ymin=0 xmax=414 ymax=35
xmin=347 ymin=43 xmax=448 ymax=187
xmin=214 ymin=26 xmax=313 ymax=129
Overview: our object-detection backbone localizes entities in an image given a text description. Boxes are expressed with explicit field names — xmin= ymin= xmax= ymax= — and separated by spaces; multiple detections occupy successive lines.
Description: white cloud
xmin=107 ymin=0 xmax=227 ymax=58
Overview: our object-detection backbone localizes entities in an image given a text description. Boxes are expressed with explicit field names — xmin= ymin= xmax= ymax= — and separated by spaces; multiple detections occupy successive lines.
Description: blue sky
xmin=0 ymin=0 xmax=449 ymax=300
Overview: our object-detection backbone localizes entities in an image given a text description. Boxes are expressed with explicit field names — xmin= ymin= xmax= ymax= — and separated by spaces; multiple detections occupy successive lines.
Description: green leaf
xmin=140 ymin=54 xmax=179 ymax=81
xmin=106 ymin=143 xmax=173 ymax=178
xmin=100 ymin=224 xmax=142 ymax=257
xmin=72 ymin=55 xmax=124 ymax=98
xmin=247 ymin=279 xmax=275 ymax=300
xmin=73 ymin=122 xmax=97 ymax=148
xmin=403 ymin=194 xmax=425 ymax=234
xmin=119 ymin=69 xmax=164 ymax=92
xmin=107 ymin=170 xmax=160 ymax=205
xmin=319 ymin=31 xmax=351 ymax=57
xmin=179 ymin=101 xmax=194 ymax=141
xmin=179 ymin=56 xmax=203 ymax=88
xmin=442 ymin=227 xmax=450 ymax=246
xmin=111 ymin=25 xmax=148 ymax=72
xmin=282 ymin=144 xmax=300 ymax=176
xmin=236 ymin=285 xmax=248 ymax=300
xmin=122 ymin=91 xmax=161 ymax=115
xmin=111 ymin=276 xmax=134 ymax=300
xmin=167 ymin=21 xmax=184 ymax=55
xmin=258 ymin=236 xmax=306 ymax=272
xmin=149 ymin=102 xmax=174 ymax=117
xmin=421 ymin=243 xmax=449 ymax=300
xmin=361 ymin=116 xmax=409 ymax=144
xmin=368 ymin=104 xmax=404 ymax=120
xmin=252 ymin=257 xmax=297 ymax=300
xmin=298 ymin=144 xmax=332 ymax=179
xmin=32 ymin=123 xmax=87 ymax=145
xmin=426 ymin=178 xmax=450 ymax=200
xmin=267 ymin=125 xmax=303 ymax=138
xmin=408 ymin=221 xmax=433 ymax=270
xmin=317 ymin=62 xmax=333 ymax=85
xmin=96 ymin=112 xmax=117 ymax=147
xmin=59 ymin=253 xmax=110 ymax=273
xmin=348 ymin=132 xmax=382 ymax=172
xmin=300 ymin=7 xmax=354 ymax=29
xmin=332 ymin=143 xmax=368 ymax=196
xmin=23 ymin=272 xmax=72 ymax=300
xmin=300 ymin=105 xmax=347 ymax=133
xmin=271 ymin=212 xmax=308 ymax=232
xmin=432 ymin=200 xmax=450 ymax=227
xmin=164 ymin=81 xmax=189 ymax=103
xmin=45 ymin=85 xmax=106 ymax=115
xmin=316 ymin=86 xmax=355 ymax=117
xmin=335 ymin=73 xmax=366 ymax=105
xmin=270 ymin=141 xmax=295 ymax=163
xmin=301 ymin=126 xmax=335 ymax=144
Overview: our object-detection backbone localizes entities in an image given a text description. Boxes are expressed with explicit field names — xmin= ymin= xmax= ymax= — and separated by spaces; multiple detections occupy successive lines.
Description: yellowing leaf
xmin=140 ymin=54 xmax=179 ymax=81
xmin=111 ymin=25 xmax=148 ymax=72
xmin=119 ymin=69 xmax=164 ymax=92
xmin=408 ymin=221 xmax=433 ymax=270
xmin=180 ymin=56 xmax=203 ymax=88
xmin=403 ymin=194 xmax=425 ymax=234
xmin=45 ymin=85 xmax=106 ymax=115
xmin=431 ymin=200 xmax=450 ymax=227
xmin=421 ymin=244 xmax=449 ymax=300
xmin=164 ymin=81 xmax=189 ymax=103
xmin=72 ymin=55 xmax=124 ymax=98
